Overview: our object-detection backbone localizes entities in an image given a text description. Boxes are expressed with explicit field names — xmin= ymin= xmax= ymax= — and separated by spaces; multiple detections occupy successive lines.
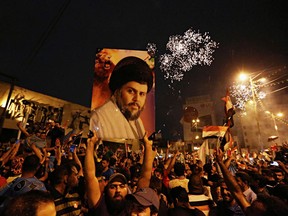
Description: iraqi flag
xmin=202 ymin=126 xmax=233 ymax=151
xmin=202 ymin=126 xmax=229 ymax=138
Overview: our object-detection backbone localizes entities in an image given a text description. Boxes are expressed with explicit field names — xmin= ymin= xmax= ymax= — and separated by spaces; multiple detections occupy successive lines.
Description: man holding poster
xmin=90 ymin=55 xmax=154 ymax=147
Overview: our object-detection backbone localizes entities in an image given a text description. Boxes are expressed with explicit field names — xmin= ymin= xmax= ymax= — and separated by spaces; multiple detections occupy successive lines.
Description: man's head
xmin=154 ymin=168 xmax=164 ymax=180
xmin=126 ymin=187 xmax=159 ymax=216
xmin=50 ymin=162 xmax=79 ymax=189
xmin=101 ymin=156 xmax=110 ymax=169
xmin=188 ymin=172 xmax=204 ymax=195
xmin=219 ymin=181 xmax=235 ymax=204
xmin=22 ymin=154 xmax=40 ymax=174
xmin=173 ymin=162 xmax=185 ymax=177
xmin=235 ymin=171 xmax=251 ymax=191
xmin=246 ymin=194 xmax=288 ymax=216
xmin=105 ymin=173 xmax=129 ymax=210
xmin=272 ymin=168 xmax=285 ymax=183
xmin=3 ymin=190 xmax=56 ymax=216
xmin=39 ymin=131 xmax=47 ymax=140
xmin=109 ymin=56 xmax=153 ymax=121
xmin=170 ymin=186 xmax=189 ymax=206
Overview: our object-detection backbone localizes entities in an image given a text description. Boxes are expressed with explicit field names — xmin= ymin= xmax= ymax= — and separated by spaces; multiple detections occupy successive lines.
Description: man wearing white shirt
xmin=90 ymin=56 xmax=153 ymax=148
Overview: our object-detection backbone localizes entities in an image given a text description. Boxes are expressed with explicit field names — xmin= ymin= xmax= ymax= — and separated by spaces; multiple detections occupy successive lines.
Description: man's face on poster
xmin=115 ymin=81 xmax=148 ymax=121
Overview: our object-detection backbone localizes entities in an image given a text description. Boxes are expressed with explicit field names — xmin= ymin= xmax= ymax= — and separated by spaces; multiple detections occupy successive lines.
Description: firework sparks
xmin=230 ymin=78 xmax=264 ymax=112
xmin=159 ymin=28 xmax=218 ymax=82
xmin=146 ymin=43 xmax=157 ymax=57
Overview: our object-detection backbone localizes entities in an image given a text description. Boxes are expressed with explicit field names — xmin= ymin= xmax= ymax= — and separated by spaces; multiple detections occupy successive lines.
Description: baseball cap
xmin=108 ymin=173 xmax=127 ymax=184
xmin=126 ymin=187 xmax=159 ymax=210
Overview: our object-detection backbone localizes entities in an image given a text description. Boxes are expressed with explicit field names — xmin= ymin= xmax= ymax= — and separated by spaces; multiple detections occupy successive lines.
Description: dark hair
xmin=154 ymin=167 xmax=164 ymax=176
xmin=150 ymin=175 xmax=162 ymax=194
xmin=246 ymin=194 xmax=288 ymax=216
xmin=170 ymin=186 xmax=189 ymax=205
xmin=236 ymin=171 xmax=252 ymax=185
xmin=188 ymin=172 xmax=204 ymax=195
xmin=203 ymin=163 xmax=212 ymax=174
xmin=109 ymin=157 xmax=117 ymax=167
xmin=96 ymin=161 xmax=105 ymax=177
xmin=49 ymin=162 xmax=77 ymax=185
xmin=102 ymin=155 xmax=110 ymax=162
xmin=3 ymin=190 xmax=54 ymax=216
xmin=174 ymin=162 xmax=185 ymax=177
xmin=22 ymin=155 xmax=40 ymax=173
xmin=272 ymin=167 xmax=285 ymax=175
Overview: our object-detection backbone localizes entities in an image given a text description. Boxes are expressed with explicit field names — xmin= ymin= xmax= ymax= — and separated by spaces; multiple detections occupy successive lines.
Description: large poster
xmin=90 ymin=48 xmax=155 ymax=145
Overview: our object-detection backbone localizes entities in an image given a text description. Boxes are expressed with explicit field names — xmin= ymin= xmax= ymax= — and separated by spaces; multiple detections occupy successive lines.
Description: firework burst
xmin=147 ymin=28 xmax=218 ymax=83
xmin=159 ymin=28 xmax=218 ymax=82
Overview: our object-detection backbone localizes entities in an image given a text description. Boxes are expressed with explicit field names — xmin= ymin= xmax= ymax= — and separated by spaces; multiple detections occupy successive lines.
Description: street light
xmin=237 ymin=72 xmax=263 ymax=150
xmin=265 ymin=111 xmax=277 ymax=131
xmin=192 ymin=118 xmax=200 ymax=125
xmin=191 ymin=118 xmax=200 ymax=143
xmin=276 ymin=112 xmax=283 ymax=117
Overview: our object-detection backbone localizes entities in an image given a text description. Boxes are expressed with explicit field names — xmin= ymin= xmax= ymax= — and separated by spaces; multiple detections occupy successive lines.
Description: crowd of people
xmin=0 ymin=119 xmax=288 ymax=216
xmin=1 ymin=56 xmax=288 ymax=216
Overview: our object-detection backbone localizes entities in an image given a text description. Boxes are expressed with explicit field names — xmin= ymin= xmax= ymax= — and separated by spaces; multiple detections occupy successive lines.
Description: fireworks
xmin=230 ymin=83 xmax=252 ymax=111
xmin=146 ymin=43 xmax=157 ymax=58
xmin=159 ymin=28 xmax=218 ymax=82
xmin=230 ymin=78 xmax=265 ymax=112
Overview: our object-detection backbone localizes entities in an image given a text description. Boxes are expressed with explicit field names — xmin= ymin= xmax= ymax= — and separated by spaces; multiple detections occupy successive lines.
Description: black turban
xmin=109 ymin=56 xmax=153 ymax=93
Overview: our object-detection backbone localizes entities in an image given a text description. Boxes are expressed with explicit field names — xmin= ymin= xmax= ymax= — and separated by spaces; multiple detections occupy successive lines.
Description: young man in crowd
xmin=84 ymin=130 xmax=158 ymax=215
xmin=0 ymin=154 xmax=46 ymax=197
xmin=215 ymin=148 xmax=288 ymax=216
xmin=47 ymin=162 xmax=85 ymax=216
xmin=3 ymin=190 xmax=56 ymax=216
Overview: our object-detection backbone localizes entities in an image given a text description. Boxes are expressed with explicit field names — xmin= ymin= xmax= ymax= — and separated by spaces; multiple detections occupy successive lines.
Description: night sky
xmin=1 ymin=0 xmax=287 ymax=138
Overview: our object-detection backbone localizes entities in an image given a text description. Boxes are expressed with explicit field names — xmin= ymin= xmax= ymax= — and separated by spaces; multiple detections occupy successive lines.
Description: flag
xmin=202 ymin=126 xmax=229 ymax=138
xmin=198 ymin=139 xmax=210 ymax=164
xmin=221 ymin=89 xmax=235 ymax=128
xmin=221 ymin=89 xmax=236 ymax=151
xmin=222 ymin=130 xmax=234 ymax=151
xmin=202 ymin=126 xmax=234 ymax=151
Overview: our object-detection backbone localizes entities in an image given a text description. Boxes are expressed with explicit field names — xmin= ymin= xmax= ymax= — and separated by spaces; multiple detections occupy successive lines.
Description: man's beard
xmin=223 ymin=195 xmax=233 ymax=204
xmin=106 ymin=193 xmax=126 ymax=214
xmin=115 ymin=91 xmax=144 ymax=121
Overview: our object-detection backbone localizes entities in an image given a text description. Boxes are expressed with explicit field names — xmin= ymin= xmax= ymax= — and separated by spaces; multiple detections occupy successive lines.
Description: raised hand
xmin=215 ymin=148 xmax=224 ymax=163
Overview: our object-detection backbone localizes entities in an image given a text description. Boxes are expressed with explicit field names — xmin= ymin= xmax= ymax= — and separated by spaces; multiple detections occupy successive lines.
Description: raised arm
xmin=224 ymin=151 xmax=236 ymax=168
xmin=0 ymin=140 xmax=21 ymax=166
xmin=84 ymin=131 xmax=101 ymax=208
xmin=137 ymin=133 xmax=157 ymax=188
xmin=72 ymin=147 xmax=83 ymax=177
xmin=215 ymin=149 xmax=250 ymax=211
xmin=165 ymin=142 xmax=171 ymax=161
xmin=166 ymin=150 xmax=180 ymax=175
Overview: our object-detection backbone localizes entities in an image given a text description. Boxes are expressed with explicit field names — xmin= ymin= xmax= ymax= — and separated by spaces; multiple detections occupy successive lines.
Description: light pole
xmin=249 ymin=76 xmax=263 ymax=150
xmin=266 ymin=111 xmax=282 ymax=141
xmin=237 ymin=72 xmax=264 ymax=150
